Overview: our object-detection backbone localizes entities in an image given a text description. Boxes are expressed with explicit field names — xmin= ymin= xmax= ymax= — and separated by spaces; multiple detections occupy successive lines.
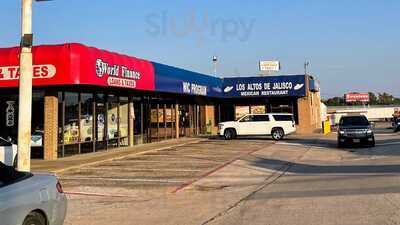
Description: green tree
xmin=324 ymin=96 xmax=345 ymax=106
xmin=378 ymin=92 xmax=394 ymax=105
xmin=393 ymin=97 xmax=400 ymax=105
xmin=368 ymin=92 xmax=378 ymax=105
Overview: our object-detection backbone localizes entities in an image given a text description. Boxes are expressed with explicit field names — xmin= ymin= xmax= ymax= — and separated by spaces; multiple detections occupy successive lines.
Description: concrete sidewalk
xmin=32 ymin=137 xmax=202 ymax=174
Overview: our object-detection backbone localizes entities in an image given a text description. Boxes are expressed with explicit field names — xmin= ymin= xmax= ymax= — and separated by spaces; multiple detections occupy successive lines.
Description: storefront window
xmin=214 ymin=104 xmax=221 ymax=125
xmin=0 ymin=93 xmax=19 ymax=140
xmin=270 ymin=101 xmax=294 ymax=114
xmin=167 ymin=104 xmax=175 ymax=138
xmin=64 ymin=92 xmax=79 ymax=144
xmin=133 ymin=97 xmax=142 ymax=133
xmin=80 ymin=93 xmax=94 ymax=153
xmin=80 ymin=93 xmax=93 ymax=142
xmin=31 ymin=91 xmax=45 ymax=158
xmin=150 ymin=103 xmax=160 ymax=142
xmin=95 ymin=94 xmax=106 ymax=150
xmin=107 ymin=94 xmax=119 ymax=148
xmin=119 ymin=96 xmax=129 ymax=147
xmin=160 ymin=104 xmax=166 ymax=140
xmin=64 ymin=92 xmax=79 ymax=156
xmin=164 ymin=104 xmax=172 ymax=139
xmin=142 ymin=97 xmax=151 ymax=144
xmin=179 ymin=105 xmax=190 ymax=137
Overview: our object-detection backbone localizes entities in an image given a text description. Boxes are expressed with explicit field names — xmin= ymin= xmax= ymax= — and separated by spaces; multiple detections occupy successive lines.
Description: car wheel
xmin=369 ymin=138 xmax=376 ymax=147
xmin=337 ymin=139 xmax=344 ymax=148
xmin=271 ymin=128 xmax=284 ymax=141
xmin=224 ymin=129 xmax=235 ymax=140
xmin=23 ymin=212 xmax=46 ymax=225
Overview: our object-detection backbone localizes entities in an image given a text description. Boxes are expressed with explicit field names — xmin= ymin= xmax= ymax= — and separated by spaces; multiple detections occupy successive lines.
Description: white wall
xmin=327 ymin=106 xmax=400 ymax=124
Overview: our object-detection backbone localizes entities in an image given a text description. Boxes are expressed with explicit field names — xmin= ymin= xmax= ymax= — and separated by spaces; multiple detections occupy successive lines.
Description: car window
xmin=273 ymin=115 xmax=293 ymax=121
xmin=240 ymin=115 xmax=254 ymax=122
xmin=340 ymin=116 xmax=369 ymax=126
xmin=0 ymin=162 xmax=16 ymax=185
xmin=0 ymin=138 xmax=11 ymax=146
xmin=0 ymin=162 xmax=30 ymax=188
xmin=253 ymin=115 xmax=270 ymax=122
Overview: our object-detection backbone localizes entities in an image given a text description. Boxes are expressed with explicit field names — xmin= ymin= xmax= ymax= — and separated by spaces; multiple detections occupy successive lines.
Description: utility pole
xmin=304 ymin=61 xmax=310 ymax=75
xmin=18 ymin=0 xmax=33 ymax=172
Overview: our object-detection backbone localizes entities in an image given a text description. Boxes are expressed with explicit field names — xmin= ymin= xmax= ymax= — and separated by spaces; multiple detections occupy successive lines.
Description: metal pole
xmin=213 ymin=61 xmax=217 ymax=77
xmin=18 ymin=0 xmax=33 ymax=172
xmin=304 ymin=61 xmax=310 ymax=75
xmin=212 ymin=56 xmax=218 ymax=77
xmin=304 ymin=62 xmax=307 ymax=75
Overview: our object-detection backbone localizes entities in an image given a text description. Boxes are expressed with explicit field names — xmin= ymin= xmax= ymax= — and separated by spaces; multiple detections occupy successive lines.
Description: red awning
xmin=0 ymin=43 xmax=155 ymax=91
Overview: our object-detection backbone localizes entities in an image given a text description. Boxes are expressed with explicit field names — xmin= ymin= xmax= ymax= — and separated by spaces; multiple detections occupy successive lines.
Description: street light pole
xmin=212 ymin=56 xmax=218 ymax=77
xmin=18 ymin=0 xmax=33 ymax=172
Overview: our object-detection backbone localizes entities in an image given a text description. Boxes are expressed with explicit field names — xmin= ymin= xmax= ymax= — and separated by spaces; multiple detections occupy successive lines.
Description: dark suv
xmin=337 ymin=115 xmax=375 ymax=148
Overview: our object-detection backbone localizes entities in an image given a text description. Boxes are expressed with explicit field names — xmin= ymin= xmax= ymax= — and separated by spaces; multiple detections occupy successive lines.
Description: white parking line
xmin=275 ymin=142 xmax=332 ymax=149
xmin=376 ymin=142 xmax=400 ymax=146
xmin=277 ymin=141 xmax=400 ymax=148
xmin=375 ymin=133 xmax=399 ymax=136
xmin=81 ymin=167 xmax=202 ymax=172
xmin=61 ymin=177 xmax=184 ymax=184
xmin=110 ymin=160 xmax=219 ymax=164
xmin=275 ymin=142 xmax=304 ymax=146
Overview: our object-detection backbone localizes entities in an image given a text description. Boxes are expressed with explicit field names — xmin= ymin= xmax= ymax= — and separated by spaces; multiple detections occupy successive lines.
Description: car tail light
xmin=56 ymin=180 xmax=64 ymax=193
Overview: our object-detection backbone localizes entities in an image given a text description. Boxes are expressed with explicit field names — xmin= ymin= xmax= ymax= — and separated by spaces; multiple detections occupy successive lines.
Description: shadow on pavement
xmin=246 ymin=157 xmax=400 ymax=199
xmin=251 ymin=157 xmax=400 ymax=174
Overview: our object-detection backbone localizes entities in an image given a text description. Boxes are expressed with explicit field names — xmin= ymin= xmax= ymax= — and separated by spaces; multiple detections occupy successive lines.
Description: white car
xmin=0 ymin=163 xmax=68 ymax=225
xmin=218 ymin=113 xmax=296 ymax=140
xmin=0 ymin=137 xmax=18 ymax=167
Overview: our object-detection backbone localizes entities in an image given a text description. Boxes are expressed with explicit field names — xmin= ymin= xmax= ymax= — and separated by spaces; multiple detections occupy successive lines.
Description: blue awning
xmin=153 ymin=62 xmax=312 ymax=98
xmin=153 ymin=62 xmax=223 ymax=97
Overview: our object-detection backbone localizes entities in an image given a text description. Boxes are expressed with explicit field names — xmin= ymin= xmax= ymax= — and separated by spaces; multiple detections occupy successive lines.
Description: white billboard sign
xmin=259 ymin=61 xmax=280 ymax=72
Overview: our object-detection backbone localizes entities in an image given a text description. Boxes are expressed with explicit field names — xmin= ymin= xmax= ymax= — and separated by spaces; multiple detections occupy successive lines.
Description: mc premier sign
xmin=223 ymin=75 xmax=306 ymax=97
xmin=153 ymin=62 xmax=223 ymax=97
xmin=345 ymin=93 xmax=369 ymax=102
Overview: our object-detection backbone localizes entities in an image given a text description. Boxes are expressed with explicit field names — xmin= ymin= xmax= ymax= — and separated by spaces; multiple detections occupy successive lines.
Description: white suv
xmin=218 ymin=113 xmax=296 ymax=140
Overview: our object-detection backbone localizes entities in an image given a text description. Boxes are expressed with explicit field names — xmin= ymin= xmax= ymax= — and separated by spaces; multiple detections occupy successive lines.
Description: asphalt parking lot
xmin=60 ymin=138 xmax=274 ymax=195
xmin=61 ymin=126 xmax=400 ymax=225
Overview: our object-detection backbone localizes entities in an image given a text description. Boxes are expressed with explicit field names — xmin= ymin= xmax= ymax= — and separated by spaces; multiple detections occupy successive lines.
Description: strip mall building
xmin=0 ymin=43 xmax=321 ymax=160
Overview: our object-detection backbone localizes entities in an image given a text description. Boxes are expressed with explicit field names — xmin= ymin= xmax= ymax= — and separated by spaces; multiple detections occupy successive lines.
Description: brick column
xmin=297 ymin=96 xmax=312 ymax=134
xmin=44 ymin=92 xmax=58 ymax=160
xmin=297 ymin=76 xmax=322 ymax=134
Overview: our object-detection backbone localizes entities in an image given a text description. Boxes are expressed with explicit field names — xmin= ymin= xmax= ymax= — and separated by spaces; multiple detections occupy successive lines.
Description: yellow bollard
xmin=322 ymin=120 xmax=331 ymax=135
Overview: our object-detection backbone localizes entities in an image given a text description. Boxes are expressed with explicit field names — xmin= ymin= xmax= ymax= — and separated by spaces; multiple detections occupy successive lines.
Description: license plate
xmin=353 ymin=139 xmax=360 ymax=143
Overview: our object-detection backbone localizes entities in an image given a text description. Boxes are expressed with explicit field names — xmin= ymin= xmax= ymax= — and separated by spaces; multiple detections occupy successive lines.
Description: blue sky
xmin=1 ymin=0 xmax=399 ymax=98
